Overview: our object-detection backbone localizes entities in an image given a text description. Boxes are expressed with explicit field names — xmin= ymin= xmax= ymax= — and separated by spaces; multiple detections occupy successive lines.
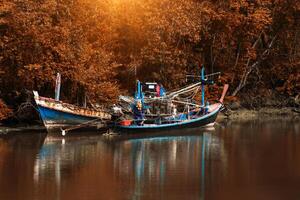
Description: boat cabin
xmin=142 ymin=82 xmax=166 ymax=98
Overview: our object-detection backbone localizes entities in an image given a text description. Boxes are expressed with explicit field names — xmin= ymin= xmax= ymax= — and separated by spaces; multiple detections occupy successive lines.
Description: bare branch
xmin=232 ymin=33 xmax=277 ymax=96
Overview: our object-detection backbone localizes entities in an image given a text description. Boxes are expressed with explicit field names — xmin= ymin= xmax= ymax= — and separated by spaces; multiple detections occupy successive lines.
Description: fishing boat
xmin=33 ymin=73 xmax=111 ymax=134
xmin=112 ymin=67 xmax=228 ymax=134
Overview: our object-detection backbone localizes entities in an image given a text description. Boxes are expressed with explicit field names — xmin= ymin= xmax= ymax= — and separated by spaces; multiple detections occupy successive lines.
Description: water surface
xmin=0 ymin=118 xmax=300 ymax=200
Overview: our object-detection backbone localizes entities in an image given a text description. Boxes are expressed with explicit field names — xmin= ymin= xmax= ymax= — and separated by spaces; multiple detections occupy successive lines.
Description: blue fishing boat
xmin=33 ymin=91 xmax=111 ymax=132
xmin=113 ymin=67 xmax=228 ymax=134
xmin=33 ymin=74 xmax=111 ymax=133
xmin=114 ymin=103 xmax=222 ymax=133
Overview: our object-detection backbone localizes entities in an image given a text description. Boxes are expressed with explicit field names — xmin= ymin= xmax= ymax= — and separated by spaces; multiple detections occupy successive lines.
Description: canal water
xmin=0 ymin=118 xmax=300 ymax=200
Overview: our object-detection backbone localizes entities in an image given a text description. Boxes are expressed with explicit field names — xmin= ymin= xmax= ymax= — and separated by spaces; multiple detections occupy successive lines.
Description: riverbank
xmin=217 ymin=107 xmax=300 ymax=121
xmin=0 ymin=125 xmax=45 ymax=136
xmin=1 ymin=107 xmax=299 ymax=136
xmin=0 ymin=107 xmax=300 ymax=137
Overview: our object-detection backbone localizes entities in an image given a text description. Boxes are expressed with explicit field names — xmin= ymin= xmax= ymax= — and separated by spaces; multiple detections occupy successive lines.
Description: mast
xmin=55 ymin=73 xmax=61 ymax=101
xmin=135 ymin=80 xmax=144 ymax=102
xmin=201 ymin=67 xmax=205 ymax=106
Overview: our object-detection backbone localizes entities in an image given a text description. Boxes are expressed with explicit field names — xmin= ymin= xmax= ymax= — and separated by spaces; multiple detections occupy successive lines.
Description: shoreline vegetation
xmin=0 ymin=0 xmax=299 ymax=124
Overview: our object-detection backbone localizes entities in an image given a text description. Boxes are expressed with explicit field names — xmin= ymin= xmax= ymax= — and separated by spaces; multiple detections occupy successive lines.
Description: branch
xmin=231 ymin=34 xmax=277 ymax=96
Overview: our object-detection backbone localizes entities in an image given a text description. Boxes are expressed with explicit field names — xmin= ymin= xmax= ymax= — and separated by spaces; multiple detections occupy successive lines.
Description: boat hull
xmin=33 ymin=91 xmax=111 ymax=132
xmin=113 ymin=104 xmax=221 ymax=134
xmin=37 ymin=104 xmax=100 ymax=130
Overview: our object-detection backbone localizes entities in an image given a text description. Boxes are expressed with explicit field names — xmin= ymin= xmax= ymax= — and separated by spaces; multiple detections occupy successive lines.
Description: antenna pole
xmin=55 ymin=73 xmax=61 ymax=101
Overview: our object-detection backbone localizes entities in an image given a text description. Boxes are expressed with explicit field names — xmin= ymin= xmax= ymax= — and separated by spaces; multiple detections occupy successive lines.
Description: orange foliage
xmin=0 ymin=0 xmax=299 ymax=117
xmin=0 ymin=99 xmax=12 ymax=121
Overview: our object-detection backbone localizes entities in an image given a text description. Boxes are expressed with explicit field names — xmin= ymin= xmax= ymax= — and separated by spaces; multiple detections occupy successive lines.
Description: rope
xmin=62 ymin=117 xmax=104 ymax=133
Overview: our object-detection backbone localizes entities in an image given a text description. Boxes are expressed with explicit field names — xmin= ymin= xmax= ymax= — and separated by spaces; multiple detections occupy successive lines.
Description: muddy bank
xmin=0 ymin=125 xmax=46 ymax=136
xmin=218 ymin=107 xmax=300 ymax=121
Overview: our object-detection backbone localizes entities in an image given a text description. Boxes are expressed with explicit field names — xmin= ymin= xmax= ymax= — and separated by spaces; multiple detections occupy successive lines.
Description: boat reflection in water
xmin=0 ymin=133 xmax=47 ymax=200
xmin=32 ymin=127 xmax=226 ymax=200
xmin=107 ymin=130 xmax=227 ymax=200
xmin=2 ymin=119 xmax=300 ymax=200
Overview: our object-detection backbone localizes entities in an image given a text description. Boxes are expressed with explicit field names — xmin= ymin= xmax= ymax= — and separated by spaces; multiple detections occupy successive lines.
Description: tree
xmin=1 ymin=0 xmax=299 ymax=120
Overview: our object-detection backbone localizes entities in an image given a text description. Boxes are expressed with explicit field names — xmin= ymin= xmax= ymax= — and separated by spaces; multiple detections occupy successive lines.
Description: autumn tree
xmin=0 ymin=0 xmax=299 ymax=120
xmin=0 ymin=0 xmax=119 ymax=106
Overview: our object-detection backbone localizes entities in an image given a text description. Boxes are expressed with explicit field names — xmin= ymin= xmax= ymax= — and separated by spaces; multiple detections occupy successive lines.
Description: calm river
xmin=0 ymin=118 xmax=300 ymax=200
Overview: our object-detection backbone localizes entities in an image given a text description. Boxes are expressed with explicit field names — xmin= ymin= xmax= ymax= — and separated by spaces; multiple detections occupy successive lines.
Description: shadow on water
xmin=101 ymin=129 xmax=218 ymax=200
xmin=0 ymin=118 xmax=300 ymax=200
xmin=32 ymin=127 xmax=216 ymax=200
